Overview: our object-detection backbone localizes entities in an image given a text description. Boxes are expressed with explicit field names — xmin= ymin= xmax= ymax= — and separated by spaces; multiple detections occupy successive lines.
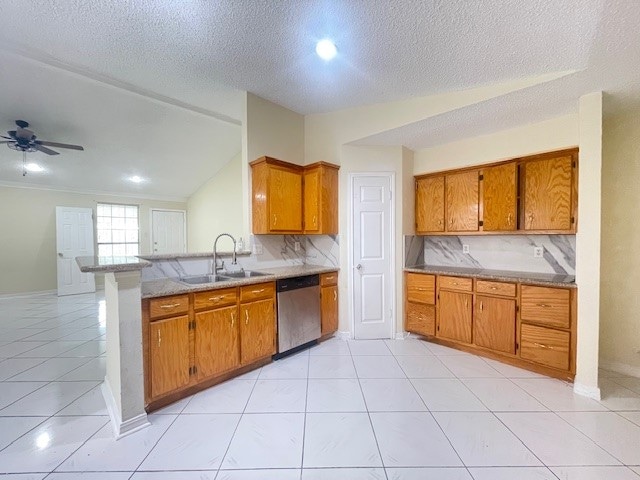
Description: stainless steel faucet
xmin=212 ymin=233 xmax=237 ymax=275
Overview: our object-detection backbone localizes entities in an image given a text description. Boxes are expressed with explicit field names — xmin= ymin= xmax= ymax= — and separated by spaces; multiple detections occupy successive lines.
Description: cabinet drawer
xmin=240 ymin=282 xmax=275 ymax=302
xmin=438 ymin=276 xmax=473 ymax=292
xmin=520 ymin=324 xmax=570 ymax=371
xmin=320 ymin=272 xmax=338 ymax=286
xmin=476 ymin=280 xmax=516 ymax=297
xmin=194 ymin=288 xmax=237 ymax=310
xmin=405 ymin=302 xmax=435 ymax=336
xmin=521 ymin=285 xmax=570 ymax=329
xmin=149 ymin=294 xmax=189 ymax=320
xmin=406 ymin=273 xmax=435 ymax=304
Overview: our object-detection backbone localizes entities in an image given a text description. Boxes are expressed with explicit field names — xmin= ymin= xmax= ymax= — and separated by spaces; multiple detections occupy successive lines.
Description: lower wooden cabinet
xmin=195 ymin=306 xmax=240 ymax=380
xmin=404 ymin=271 xmax=576 ymax=381
xmin=320 ymin=272 xmax=339 ymax=335
xmin=240 ymin=298 xmax=276 ymax=365
xmin=438 ymin=290 xmax=473 ymax=343
xmin=474 ymin=295 xmax=516 ymax=354
xmin=149 ymin=315 xmax=190 ymax=398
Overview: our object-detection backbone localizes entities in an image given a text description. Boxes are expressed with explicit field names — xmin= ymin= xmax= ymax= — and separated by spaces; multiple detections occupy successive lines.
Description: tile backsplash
xmin=406 ymin=234 xmax=575 ymax=275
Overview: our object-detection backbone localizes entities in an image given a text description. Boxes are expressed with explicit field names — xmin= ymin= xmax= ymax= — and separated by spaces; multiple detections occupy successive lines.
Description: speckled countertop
xmin=404 ymin=265 xmax=576 ymax=288
xmin=142 ymin=265 xmax=339 ymax=299
xmin=77 ymin=256 xmax=151 ymax=273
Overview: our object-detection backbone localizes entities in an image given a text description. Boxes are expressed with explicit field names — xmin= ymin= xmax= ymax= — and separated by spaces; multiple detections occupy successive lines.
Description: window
xmin=96 ymin=203 xmax=139 ymax=257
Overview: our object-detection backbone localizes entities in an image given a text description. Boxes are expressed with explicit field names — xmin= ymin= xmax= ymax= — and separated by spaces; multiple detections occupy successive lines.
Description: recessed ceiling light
xmin=129 ymin=175 xmax=144 ymax=183
xmin=316 ymin=39 xmax=337 ymax=61
xmin=25 ymin=163 xmax=44 ymax=173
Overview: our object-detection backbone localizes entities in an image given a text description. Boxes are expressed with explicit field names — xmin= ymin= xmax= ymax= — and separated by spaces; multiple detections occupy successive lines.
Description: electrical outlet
xmin=252 ymin=244 xmax=263 ymax=255
xmin=462 ymin=244 xmax=470 ymax=254
xmin=294 ymin=241 xmax=301 ymax=252
xmin=533 ymin=247 xmax=544 ymax=258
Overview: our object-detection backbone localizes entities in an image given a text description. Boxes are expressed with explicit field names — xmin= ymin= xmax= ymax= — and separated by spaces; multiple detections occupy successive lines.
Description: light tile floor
xmin=0 ymin=292 xmax=639 ymax=479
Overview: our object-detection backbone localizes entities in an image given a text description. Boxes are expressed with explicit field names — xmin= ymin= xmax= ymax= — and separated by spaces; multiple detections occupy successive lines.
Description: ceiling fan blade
xmin=34 ymin=144 xmax=60 ymax=155
xmin=36 ymin=140 xmax=84 ymax=151
xmin=0 ymin=141 xmax=12 ymax=144
xmin=1 ymin=135 xmax=12 ymax=140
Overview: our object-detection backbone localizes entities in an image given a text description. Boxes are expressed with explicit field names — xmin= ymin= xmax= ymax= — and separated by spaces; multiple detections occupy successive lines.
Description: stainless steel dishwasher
xmin=275 ymin=274 xmax=321 ymax=358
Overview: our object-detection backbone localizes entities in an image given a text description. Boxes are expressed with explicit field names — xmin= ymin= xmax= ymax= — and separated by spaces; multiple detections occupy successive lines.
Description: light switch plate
xmin=253 ymin=244 xmax=263 ymax=255
xmin=533 ymin=247 xmax=544 ymax=258
xmin=462 ymin=244 xmax=470 ymax=254
xmin=294 ymin=241 xmax=301 ymax=252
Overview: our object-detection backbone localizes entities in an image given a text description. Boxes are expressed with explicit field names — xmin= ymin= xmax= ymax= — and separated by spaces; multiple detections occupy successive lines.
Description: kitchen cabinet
xmin=239 ymin=282 xmax=276 ymax=365
xmin=195 ymin=305 xmax=240 ymax=380
xmin=446 ymin=170 xmax=480 ymax=232
xmin=304 ymin=162 xmax=339 ymax=234
xmin=482 ymin=162 xmax=517 ymax=231
xmin=405 ymin=273 xmax=436 ymax=336
xmin=251 ymin=156 xmax=340 ymax=234
xmin=251 ymin=156 xmax=303 ymax=233
xmin=413 ymin=148 xmax=578 ymax=235
xmin=522 ymin=153 xmax=575 ymax=231
xmin=404 ymin=272 xmax=577 ymax=381
xmin=149 ymin=315 xmax=190 ymax=398
xmin=320 ymin=272 xmax=339 ymax=335
xmin=415 ymin=176 xmax=445 ymax=233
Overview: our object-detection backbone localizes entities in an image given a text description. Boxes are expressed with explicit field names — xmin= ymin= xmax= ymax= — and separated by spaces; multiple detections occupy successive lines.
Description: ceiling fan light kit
xmin=1 ymin=120 xmax=85 ymax=175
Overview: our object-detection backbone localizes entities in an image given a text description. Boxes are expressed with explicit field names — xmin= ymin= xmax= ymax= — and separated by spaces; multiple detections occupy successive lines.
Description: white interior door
xmin=56 ymin=206 xmax=96 ymax=296
xmin=151 ymin=210 xmax=186 ymax=254
xmin=352 ymin=174 xmax=393 ymax=339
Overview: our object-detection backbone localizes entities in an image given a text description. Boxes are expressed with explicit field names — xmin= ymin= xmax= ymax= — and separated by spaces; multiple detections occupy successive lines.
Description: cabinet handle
xmin=245 ymin=310 xmax=249 ymax=325
xmin=490 ymin=286 xmax=498 ymax=290
xmin=157 ymin=329 xmax=161 ymax=346
xmin=452 ymin=282 xmax=459 ymax=286
xmin=465 ymin=299 xmax=468 ymax=308
xmin=416 ymin=287 xmax=428 ymax=291
xmin=449 ymin=218 xmax=453 ymax=226
xmin=438 ymin=219 xmax=443 ymax=226
xmin=333 ymin=290 xmax=337 ymax=301
xmin=313 ymin=215 xmax=317 ymax=226
xmin=231 ymin=311 xmax=235 ymax=326
xmin=533 ymin=342 xmax=554 ymax=350
xmin=273 ymin=214 xmax=277 ymax=225
xmin=479 ymin=301 xmax=483 ymax=311
xmin=208 ymin=296 xmax=223 ymax=302
xmin=159 ymin=303 xmax=181 ymax=309
xmin=252 ymin=288 xmax=265 ymax=294
xmin=508 ymin=213 xmax=513 ymax=226
xmin=536 ymin=303 xmax=552 ymax=308
xmin=326 ymin=275 xmax=335 ymax=281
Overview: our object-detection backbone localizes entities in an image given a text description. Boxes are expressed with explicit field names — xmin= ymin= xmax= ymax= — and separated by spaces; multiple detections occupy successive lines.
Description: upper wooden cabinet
xmin=521 ymin=153 xmax=575 ymax=231
xmin=482 ymin=162 xmax=517 ymax=231
xmin=414 ymin=148 xmax=578 ymax=235
xmin=304 ymin=162 xmax=339 ymax=234
xmin=415 ymin=176 xmax=445 ymax=233
xmin=446 ymin=170 xmax=480 ymax=232
xmin=251 ymin=157 xmax=339 ymax=234
xmin=251 ymin=157 xmax=303 ymax=233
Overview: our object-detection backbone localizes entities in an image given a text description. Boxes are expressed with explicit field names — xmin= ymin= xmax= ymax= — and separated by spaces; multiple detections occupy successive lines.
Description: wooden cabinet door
xmin=415 ymin=176 xmax=445 ymax=233
xmin=321 ymin=285 xmax=338 ymax=335
xmin=149 ymin=315 xmax=190 ymax=398
xmin=194 ymin=306 xmax=240 ymax=380
xmin=406 ymin=302 xmax=435 ymax=336
xmin=303 ymin=168 xmax=320 ymax=233
xmin=474 ymin=296 xmax=516 ymax=354
xmin=269 ymin=167 xmax=302 ymax=231
xmin=406 ymin=273 xmax=435 ymax=304
xmin=482 ymin=162 xmax=517 ymax=231
xmin=240 ymin=298 xmax=276 ymax=365
xmin=523 ymin=155 xmax=573 ymax=230
xmin=446 ymin=170 xmax=479 ymax=232
xmin=438 ymin=291 xmax=473 ymax=343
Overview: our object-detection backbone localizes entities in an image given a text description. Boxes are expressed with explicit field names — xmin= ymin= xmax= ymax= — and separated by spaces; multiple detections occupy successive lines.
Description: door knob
xmin=356 ymin=264 xmax=362 ymax=270
xmin=58 ymin=253 xmax=63 ymax=258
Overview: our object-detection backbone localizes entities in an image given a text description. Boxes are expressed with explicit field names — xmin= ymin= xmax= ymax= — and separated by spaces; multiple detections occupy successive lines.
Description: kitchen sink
xmin=219 ymin=270 xmax=269 ymax=279
xmin=177 ymin=274 xmax=229 ymax=285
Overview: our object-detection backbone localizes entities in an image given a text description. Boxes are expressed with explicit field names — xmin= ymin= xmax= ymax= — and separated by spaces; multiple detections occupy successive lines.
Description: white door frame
xmin=149 ymin=208 xmax=187 ymax=254
xmin=348 ymin=172 xmax=396 ymax=340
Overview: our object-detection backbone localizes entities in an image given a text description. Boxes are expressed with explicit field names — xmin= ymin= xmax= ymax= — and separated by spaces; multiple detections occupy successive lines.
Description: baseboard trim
xmin=0 ymin=289 xmax=57 ymax=299
xmin=336 ymin=330 xmax=352 ymax=340
xmin=600 ymin=359 xmax=640 ymax=378
xmin=101 ymin=379 xmax=150 ymax=440
xmin=573 ymin=382 xmax=602 ymax=401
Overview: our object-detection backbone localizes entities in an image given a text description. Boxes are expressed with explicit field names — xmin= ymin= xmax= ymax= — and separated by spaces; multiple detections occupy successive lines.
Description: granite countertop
xmin=404 ymin=265 xmax=576 ymax=288
xmin=142 ymin=264 xmax=339 ymax=299
xmin=77 ymin=256 xmax=151 ymax=273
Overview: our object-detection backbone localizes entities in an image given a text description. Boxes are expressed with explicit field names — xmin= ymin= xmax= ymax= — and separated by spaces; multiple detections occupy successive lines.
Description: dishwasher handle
xmin=276 ymin=274 xmax=320 ymax=293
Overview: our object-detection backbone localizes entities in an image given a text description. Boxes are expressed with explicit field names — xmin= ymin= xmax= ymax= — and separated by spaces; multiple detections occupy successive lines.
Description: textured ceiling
xmin=1 ymin=0 xmax=639 ymax=197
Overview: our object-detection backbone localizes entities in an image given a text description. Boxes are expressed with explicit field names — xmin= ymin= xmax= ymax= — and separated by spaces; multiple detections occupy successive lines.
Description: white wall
xmin=0 ymin=185 xmax=186 ymax=295
xmin=187 ymin=152 xmax=243 ymax=252
xmin=600 ymin=107 xmax=640 ymax=376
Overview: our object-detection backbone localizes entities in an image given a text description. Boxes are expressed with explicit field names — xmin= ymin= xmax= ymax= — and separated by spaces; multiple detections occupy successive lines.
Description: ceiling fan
xmin=1 ymin=120 xmax=84 ymax=156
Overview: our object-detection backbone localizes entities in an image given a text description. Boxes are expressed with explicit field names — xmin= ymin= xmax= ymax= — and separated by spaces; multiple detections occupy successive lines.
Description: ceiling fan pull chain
xmin=22 ymin=151 xmax=26 ymax=177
